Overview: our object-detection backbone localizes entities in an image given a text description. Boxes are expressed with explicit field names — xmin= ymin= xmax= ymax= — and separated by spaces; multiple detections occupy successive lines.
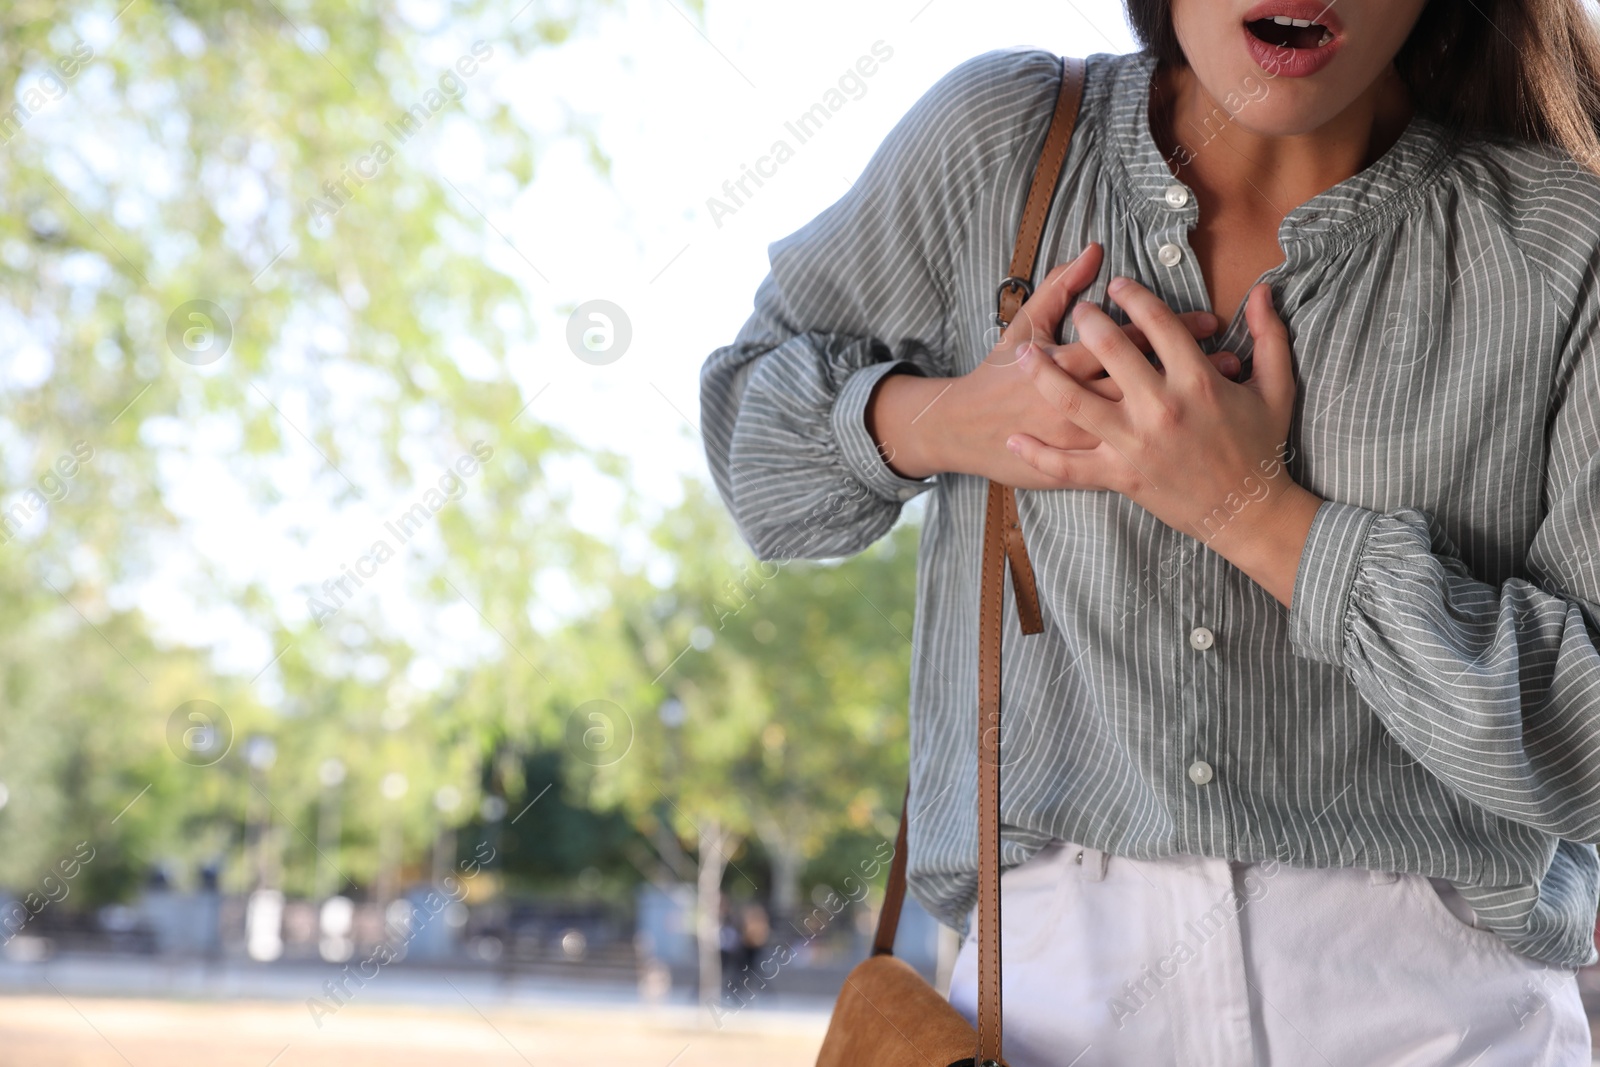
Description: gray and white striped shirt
xmin=700 ymin=48 xmax=1600 ymax=967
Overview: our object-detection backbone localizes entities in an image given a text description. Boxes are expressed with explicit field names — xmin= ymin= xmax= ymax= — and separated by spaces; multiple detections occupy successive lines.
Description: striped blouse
xmin=699 ymin=47 xmax=1600 ymax=968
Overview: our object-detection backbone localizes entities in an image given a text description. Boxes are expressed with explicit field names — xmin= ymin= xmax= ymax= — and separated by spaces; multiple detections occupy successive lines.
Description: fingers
xmin=1119 ymin=309 xmax=1218 ymax=354
xmin=1017 ymin=341 xmax=1121 ymax=433
xmin=1007 ymin=243 xmax=1102 ymax=348
xmin=1044 ymin=314 xmax=1234 ymax=383
xmin=1004 ymin=433 xmax=1104 ymax=490
xmin=1054 ymin=347 xmax=1240 ymax=385
xmin=1070 ymin=301 xmax=1164 ymax=403
xmin=1047 ymin=337 xmax=1114 ymax=381
xmin=1009 ymin=253 xmax=1222 ymax=363
xmin=1179 ymin=310 xmax=1222 ymax=342
xmin=1209 ymin=350 xmax=1242 ymax=380
xmin=1245 ymin=284 xmax=1298 ymax=416
xmin=1105 ymin=276 xmax=1213 ymax=386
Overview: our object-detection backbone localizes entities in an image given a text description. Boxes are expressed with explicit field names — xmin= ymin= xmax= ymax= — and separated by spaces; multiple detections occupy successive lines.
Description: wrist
xmin=1206 ymin=484 xmax=1323 ymax=607
xmin=866 ymin=371 xmax=951 ymax=479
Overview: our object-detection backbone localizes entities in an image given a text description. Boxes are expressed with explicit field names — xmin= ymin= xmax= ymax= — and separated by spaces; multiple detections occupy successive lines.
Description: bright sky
xmin=123 ymin=0 xmax=1143 ymax=686
xmin=515 ymin=0 xmax=1137 ymax=498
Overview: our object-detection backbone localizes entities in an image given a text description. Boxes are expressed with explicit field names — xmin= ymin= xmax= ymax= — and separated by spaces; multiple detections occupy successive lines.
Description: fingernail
xmin=1108 ymin=275 xmax=1131 ymax=292
xmin=1017 ymin=342 xmax=1034 ymax=361
xmin=1220 ymin=355 xmax=1240 ymax=376
xmin=1199 ymin=312 xmax=1218 ymax=330
xmin=1006 ymin=438 xmax=1021 ymax=454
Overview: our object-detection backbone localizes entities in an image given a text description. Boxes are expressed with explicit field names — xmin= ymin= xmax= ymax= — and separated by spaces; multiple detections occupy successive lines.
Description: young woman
xmin=701 ymin=0 xmax=1600 ymax=1061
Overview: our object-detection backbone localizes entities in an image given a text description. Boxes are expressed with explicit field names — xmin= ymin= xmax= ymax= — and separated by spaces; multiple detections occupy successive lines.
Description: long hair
xmin=1122 ymin=0 xmax=1600 ymax=173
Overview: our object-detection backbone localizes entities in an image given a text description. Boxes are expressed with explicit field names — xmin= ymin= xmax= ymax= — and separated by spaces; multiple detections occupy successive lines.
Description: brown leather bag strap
xmin=867 ymin=58 xmax=1085 ymax=1066
xmin=978 ymin=55 xmax=1084 ymax=1067
xmin=996 ymin=56 xmax=1088 ymax=330
xmin=871 ymin=782 xmax=911 ymax=957
xmin=1001 ymin=485 xmax=1043 ymax=635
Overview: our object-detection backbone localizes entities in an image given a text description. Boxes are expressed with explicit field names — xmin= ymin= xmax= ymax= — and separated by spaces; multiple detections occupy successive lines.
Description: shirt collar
xmin=1103 ymin=50 xmax=1452 ymax=245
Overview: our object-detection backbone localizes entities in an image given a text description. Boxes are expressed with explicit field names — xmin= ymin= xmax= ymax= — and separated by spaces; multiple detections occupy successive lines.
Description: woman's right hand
xmin=866 ymin=243 xmax=1239 ymax=489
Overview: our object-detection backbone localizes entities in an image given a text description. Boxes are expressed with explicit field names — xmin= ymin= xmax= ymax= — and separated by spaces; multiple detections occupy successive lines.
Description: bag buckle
xmin=994 ymin=276 xmax=1033 ymax=328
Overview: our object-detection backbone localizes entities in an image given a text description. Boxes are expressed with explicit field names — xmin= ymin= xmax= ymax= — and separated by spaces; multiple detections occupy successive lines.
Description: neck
xmin=1151 ymin=62 xmax=1414 ymax=220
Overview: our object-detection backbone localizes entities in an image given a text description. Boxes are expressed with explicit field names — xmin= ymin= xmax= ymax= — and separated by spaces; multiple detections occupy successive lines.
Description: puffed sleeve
xmin=1288 ymin=230 xmax=1600 ymax=841
xmin=699 ymin=48 xmax=1064 ymax=560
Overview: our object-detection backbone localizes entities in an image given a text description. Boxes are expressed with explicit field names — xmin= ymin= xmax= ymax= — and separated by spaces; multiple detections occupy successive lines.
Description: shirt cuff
xmin=1289 ymin=499 xmax=1381 ymax=666
xmin=831 ymin=361 xmax=937 ymax=504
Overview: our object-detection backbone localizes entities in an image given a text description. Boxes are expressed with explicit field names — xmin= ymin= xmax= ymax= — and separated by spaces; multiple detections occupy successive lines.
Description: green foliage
xmin=0 ymin=0 xmax=617 ymax=902
xmin=562 ymin=481 xmax=919 ymax=909
xmin=0 ymin=0 xmax=922 ymax=920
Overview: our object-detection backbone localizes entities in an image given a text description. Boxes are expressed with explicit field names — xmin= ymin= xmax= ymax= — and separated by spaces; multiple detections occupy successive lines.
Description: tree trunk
xmin=753 ymin=812 xmax=804 ymax=933
xmin=696 ymin=817 xmax=731 ymax=1015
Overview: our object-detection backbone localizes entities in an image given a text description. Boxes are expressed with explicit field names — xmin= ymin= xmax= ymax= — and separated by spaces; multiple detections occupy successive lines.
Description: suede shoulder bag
xmin=814 ymin=54 xmax=1086 ymax=1067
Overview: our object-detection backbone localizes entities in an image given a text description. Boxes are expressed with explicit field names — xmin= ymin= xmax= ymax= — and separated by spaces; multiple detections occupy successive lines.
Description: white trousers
xmin=948 ymin=840 xmax=1591 ymax=1066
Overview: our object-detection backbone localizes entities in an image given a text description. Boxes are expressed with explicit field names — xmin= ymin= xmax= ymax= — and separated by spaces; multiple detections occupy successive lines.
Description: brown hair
xmin=1122 ymin=0 xmax=1600 ymax=172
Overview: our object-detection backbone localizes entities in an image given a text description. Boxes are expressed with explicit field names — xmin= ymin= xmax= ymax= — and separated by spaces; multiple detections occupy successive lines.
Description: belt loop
xmin=1074 ymin=846 xmax=1108 ymax=882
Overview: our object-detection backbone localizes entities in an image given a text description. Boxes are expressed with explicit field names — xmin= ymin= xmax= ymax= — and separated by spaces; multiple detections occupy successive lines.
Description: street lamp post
xmin=432 ymin=785 xmax=461 ymax=888
xmin=377 ymin=771 xmax=407 ymax=909
xmin=243 ymin=735 xmax=278 ymax=891
xmin=242 ymin=735 xmax=281 ymax=963
xmin=315 ymin=757 xmax=346 ymax=901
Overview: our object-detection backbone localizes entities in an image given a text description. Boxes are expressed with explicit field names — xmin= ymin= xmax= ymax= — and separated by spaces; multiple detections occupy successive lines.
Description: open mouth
xmin=1246 ymin=14 xmax=1335 ymax=49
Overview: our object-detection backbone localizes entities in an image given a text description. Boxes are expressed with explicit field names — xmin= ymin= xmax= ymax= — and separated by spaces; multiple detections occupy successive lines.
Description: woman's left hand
xmin=1006 ymin=276 xmax=1325 ymax=605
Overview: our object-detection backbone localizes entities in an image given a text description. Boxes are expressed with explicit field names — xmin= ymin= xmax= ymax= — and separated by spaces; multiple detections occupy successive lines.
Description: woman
xmin=700 ymin=0 xmax=1600 ymax=1062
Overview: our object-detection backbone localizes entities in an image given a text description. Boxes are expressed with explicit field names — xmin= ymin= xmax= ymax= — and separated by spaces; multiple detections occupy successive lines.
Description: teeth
xmin=1262 ymin=14 xmax=1334 ymax=43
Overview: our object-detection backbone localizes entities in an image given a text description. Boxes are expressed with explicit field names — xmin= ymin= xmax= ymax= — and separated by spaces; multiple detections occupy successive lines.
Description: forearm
xmin=865 ymin=370 xmax=952 ymax=480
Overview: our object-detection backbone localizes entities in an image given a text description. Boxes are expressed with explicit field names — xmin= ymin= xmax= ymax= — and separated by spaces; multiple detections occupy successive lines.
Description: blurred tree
xmin=0 ymin=0 xmax=918 ymax=981
xmin=561 ymin=480 xmax=918 ymax=1006
xmin=460 ymin=749 xmax=644 ymax=895
xmin=0 ymin=0 xmax=626 ymax=900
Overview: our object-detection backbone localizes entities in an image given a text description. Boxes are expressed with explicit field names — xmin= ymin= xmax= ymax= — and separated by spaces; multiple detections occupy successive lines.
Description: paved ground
xmin=5 ymin=992 xmax=1600 ymax=1066
xmin=0 ymin=995 xmax=828 ymax=1067
xmin=5 ymin=953 xmax=1600 ymax=1065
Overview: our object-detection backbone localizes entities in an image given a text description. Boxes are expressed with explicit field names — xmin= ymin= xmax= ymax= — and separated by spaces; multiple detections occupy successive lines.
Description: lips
xmin=1240 ymin=1 xmax=1344 ymax=77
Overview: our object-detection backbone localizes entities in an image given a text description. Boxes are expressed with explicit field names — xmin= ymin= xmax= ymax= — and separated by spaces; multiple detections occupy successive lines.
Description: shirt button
xmin=1163 ymin=184 xmax=1189 ymax=208
xmin=1157 ymin=243 xmax=1183 ymax=267
xmin=1189 ymin=626 xmax=1215 ymax=651
xmin=1188 ymin=760 xmax=1215 ymax=786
